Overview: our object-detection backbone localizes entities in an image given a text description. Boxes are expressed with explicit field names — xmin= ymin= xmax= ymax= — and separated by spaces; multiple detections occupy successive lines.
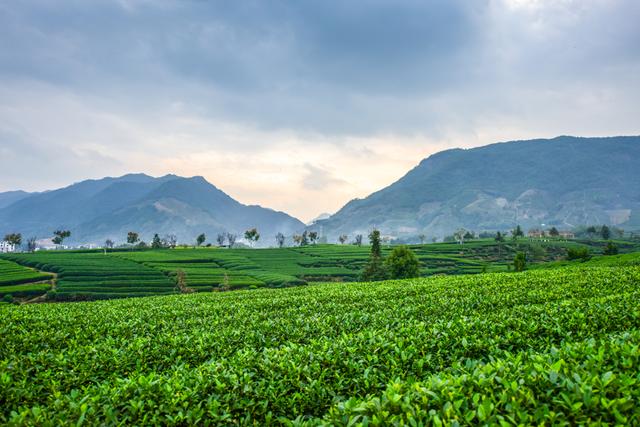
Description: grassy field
xmin=1 ymin=263 xmax=639 ymax=424
xmin=1 ymin=238 xmax=639 ymax=301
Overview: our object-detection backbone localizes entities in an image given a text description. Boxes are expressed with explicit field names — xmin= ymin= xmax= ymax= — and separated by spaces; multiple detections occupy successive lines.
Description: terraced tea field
xmin=1 ymin=264 xmax=639 ymax=424
xmin=0 ymin=259 xmax=53 ymax=299
xmin=1 ymin=239 xmax=638 ymax=301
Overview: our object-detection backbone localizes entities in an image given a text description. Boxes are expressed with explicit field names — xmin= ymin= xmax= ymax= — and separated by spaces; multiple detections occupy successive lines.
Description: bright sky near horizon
xmin=1 ymin=0 xmax=639 ymax=222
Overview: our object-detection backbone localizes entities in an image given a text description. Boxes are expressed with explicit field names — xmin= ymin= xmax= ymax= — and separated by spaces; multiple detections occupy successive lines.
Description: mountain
xmin=0 ymin=174 xmax=305 ymax=245
xmin=0 ymin=190 xmax=31 ymax=209
xmin=315 ymin=136 xmax=640 ymax=240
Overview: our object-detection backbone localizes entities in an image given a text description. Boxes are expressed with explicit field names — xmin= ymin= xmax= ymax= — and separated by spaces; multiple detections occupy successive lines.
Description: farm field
xmin=0 ymin=259 xmax=53 ymax=299
xmin=1 ymin=239 xmax=639 ymax=301
xmin=1 ymin=264 xmax=639 ymax=424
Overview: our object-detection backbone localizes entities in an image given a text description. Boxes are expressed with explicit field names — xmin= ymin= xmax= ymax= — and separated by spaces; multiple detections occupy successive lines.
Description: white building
xmin=0 ymin=241 xmax=16 ymax=253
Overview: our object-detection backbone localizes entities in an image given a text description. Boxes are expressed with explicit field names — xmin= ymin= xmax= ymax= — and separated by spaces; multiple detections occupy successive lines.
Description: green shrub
xmin=513 ymin=251 xmax=527 ymax=271
xmin=384 ymin=246 xmax=420 ymax=279
xmin=567 ymin=247 xmax=591 ymax=261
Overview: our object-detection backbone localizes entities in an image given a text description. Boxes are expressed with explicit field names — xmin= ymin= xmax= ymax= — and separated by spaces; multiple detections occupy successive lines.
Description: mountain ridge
xmin=315 ymin=135 xmax=640 ymax=240
xmin=0 ymin=174 xmax=304 ymax=245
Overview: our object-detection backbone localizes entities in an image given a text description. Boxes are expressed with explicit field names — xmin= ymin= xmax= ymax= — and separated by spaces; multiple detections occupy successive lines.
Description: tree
xmin=3 ymin=233 xmax=22 ymax=247
xmin=216 ymin=233 xmax=226 ymax=247
xmin=165 ymin=234 xmax=177 ymax=248
xmin=361 ymin=229 xmax=388 ymax=281
xmin=297 ymin=231 xmax=308 ymax=246
xmin=418 ymin=234 xmax=426 ymax=244
xmin=308 ymin=231 xmax=318 ymax=244
xmin=292 ymin=234 xmax=303 ymax=246
xmin=52 ymin=230 xmax=71 ymax=246
xmin=104 ymin=239 xmax=114 ymax=249
xmin=453 ymin=228 xmax=467 ymax=245
xmin=513 ymin=252 xmax=527 ymax=272
xmin=26 ymin=237 xmax=37 ymax=252
xmin=369 ymin=229 xmax=382 ymax=258
xmin=275 ymin=232 xmax=285 ymax=248
xmin=338 ymin=234 xmax=348 ymax=244
xmin=586 ymin=226 xmax=597 ymax=239
xmin=511 ymin=225 xmax=523 ymax=240
xmin=127 ymin=231 xmax=139 ymax=247
xmin=495 ymin=231 xmax=504 ymax=242
xmin=226 ymin=233 xmax=237 ymax=248
xmin=603 ymin=241 xmax=618 ymax=256
xmin=196 ymin=233 xmax=206 ymax=247
xmin=244 ymin=228 xmax=260 ymax=247
xmin=152 ymin=234 xmax=163 ymax=249
xmin=600 ymin=225 xmax=610 ymax=240
xmin=354 ymin=234 xmax=363 ymax=246
xmin=385 ymin=246 xmax=420 ymax=279
xmin=549 ymin=227 xmax=559 ymax=237
xmin=567 ymin=247 xmax=591 ymax=261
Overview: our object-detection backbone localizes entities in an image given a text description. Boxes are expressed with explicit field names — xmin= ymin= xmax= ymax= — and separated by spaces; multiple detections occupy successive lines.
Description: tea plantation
xmin=0 ymin=259 xmax=53 ymax=299
xmin=1 ymin=264 xmax=639 ymax=424
xmin=2 ymin=239 xmax=635 ymax=301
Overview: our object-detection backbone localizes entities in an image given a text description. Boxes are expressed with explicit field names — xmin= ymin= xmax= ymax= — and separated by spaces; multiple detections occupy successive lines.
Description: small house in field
xmin=527 ymin=229 xmax=545 ymax=238
xmin=558 ymin=231 xmax=575 ymax=239
xmin=0 ymin=241 xmax=16 ymax=253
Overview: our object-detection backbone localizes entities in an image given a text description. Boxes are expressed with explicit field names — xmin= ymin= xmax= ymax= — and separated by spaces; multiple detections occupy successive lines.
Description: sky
xmin=1 ymin=0 xmax=639 ymax=222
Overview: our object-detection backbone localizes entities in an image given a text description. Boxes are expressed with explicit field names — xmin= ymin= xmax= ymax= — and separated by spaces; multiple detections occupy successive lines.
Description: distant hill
xmin=0 ymin=190 xmax=31 ymax=209
xmin=315 ymin=136 xmax=640 ymax=240
xmin=0 ymin=174 xmax=305 ymax=245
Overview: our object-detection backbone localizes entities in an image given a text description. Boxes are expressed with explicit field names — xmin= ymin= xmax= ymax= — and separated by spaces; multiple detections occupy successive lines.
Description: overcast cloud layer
xmin=1 ymin=0 xmax=639 ymax=221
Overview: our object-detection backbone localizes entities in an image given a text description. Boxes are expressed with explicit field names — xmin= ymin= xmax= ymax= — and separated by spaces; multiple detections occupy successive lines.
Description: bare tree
xmin=164 ymin=234 xmax=177 ymax=248
xmin=175 ymin=269 xmax=195 ymax=293
xmin=418 ymin=234 xmax=426 ymax=244
xmin=354 ymin=234 xmax=363 ymax=246
xmin=27 ymin=237 xmax=37 ymax=252
xmin=338 ymin=234 xmax=348 ymax=244
xmin=292 ymin=234 xmax=303 ymax=246
xmin=275 ymin=232 xmax=285 ymax=248
xmin=226 ymin=233 xmax=237 ymax=248
xmin=216 ymin=233 xmax=226 ymax=247
xmin=453 ymin=228 xmax=466 ymax=245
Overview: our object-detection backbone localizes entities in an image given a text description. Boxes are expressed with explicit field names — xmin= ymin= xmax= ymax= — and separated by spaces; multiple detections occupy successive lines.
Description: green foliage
xmin=513 ymin=251 xmax=527 ymax=271
xmin=126 ymin=231 xmax=139 ymax=245
xmin=3 ymin=233 xmax=22 ymax=246
xmin=385 ymin=246 xmax=420 ymax=279
xmin=244 ymin=228 xmax=260 ymax=246
xmin=567 ymin=247 xmax=591 ymax=261
xmin=151 ymin=234 xmax=163 ymax=249
xmin=361 ymin=230 xmax=388 ymax=281
xmin=0 ymin=266 xmax=639 ymax=424
xmin=196 ymin=233 xmax=206 ymax=247
xmin=604 ymin=241 xmax=619 ymax=255
xmin=52 ymin=229 xmax=71 ymax=245
xmin=360 ymin=254 xmax=388 ymax=282
xmin=601 ymin=225 xmax=611 ymax=240
xmin=512 ymin=225 xmax=523 ymax=240
xmin=369 ymin=229 xmax=382 ymax=258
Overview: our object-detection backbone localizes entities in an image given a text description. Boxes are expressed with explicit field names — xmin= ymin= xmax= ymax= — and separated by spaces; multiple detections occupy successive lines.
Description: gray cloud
xmin=0 ymin=0 xmax=639 ymax=219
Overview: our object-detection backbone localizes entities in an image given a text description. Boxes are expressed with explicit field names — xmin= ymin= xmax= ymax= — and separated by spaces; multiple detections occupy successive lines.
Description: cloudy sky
xmin=1 ymin=0 xmax=639 ymax=221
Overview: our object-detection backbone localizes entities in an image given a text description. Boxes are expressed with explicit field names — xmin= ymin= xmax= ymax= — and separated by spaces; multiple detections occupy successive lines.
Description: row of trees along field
xmin=2 ymin=230 xmax=71 ymax=252
xmin=104 ymin=228 xmax=364 ymax=249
